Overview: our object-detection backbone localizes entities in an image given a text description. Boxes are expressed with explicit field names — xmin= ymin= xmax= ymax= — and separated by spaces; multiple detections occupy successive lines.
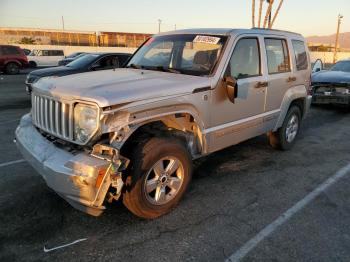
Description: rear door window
xmin=265 ymin=38 xmax=290 ymax=74
xmin=292 ymin=40 xmax=308 ymax=70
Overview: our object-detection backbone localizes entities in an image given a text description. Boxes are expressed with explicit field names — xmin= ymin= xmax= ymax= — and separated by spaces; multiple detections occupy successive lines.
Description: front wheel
xmin=123 ymin=137 xmax=192 ymax=219
xmin=268 ymin=106 xmax=301 ymax=150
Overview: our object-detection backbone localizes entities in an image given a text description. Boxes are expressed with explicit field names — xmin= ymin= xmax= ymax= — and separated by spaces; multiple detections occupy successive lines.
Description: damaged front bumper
xmin=15 ymin=114 xmax=126 ymax=216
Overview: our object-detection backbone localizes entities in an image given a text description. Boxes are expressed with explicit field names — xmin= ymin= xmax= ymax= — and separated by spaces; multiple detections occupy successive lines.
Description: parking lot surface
xmin=0 ymin=72 xmax=350 ymax=262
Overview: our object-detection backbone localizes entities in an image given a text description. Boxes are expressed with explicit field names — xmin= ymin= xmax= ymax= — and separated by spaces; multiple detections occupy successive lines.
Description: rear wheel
xmin=5 ymin=62 xmax=20 ymax=75
xmin=123 ymin=137 xmax=192 ymax=219
xmin=269 ymin=106 xmax=301 ymax=150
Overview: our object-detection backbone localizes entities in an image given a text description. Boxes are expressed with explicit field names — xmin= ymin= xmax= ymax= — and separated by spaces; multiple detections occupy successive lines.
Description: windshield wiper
xmin=154 ymin=66 xmax=182 ymax=74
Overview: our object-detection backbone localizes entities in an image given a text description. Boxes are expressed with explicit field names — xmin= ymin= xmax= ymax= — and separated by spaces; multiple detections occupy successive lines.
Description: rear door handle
xmin=287 ymin=76 xmax=297 ymax=82
xmin=255 ymin=81 xmax=268 ymax=88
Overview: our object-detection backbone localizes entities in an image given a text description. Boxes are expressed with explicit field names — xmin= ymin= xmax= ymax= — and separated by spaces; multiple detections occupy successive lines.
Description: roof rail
xmin=251 ymin=27 xmax=302 ymax=36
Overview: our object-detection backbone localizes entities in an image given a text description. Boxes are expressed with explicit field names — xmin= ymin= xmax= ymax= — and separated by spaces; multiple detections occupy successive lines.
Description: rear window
xmin=292 ymin=40 xmax=308 ymax=71
xmin=1 ymin=46 xmax=21 ymax=55
xmin=265 ymin=38 xmax=290 ymax=74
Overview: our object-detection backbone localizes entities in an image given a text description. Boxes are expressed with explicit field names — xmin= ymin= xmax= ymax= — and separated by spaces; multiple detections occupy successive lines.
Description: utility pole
xmin=174 ymin=24 xmax=177 ymax=30
xmin=61 ymin=16 xmax=65 ymax=31
xmin=158 ymin=19 xmax=162 ymax=33
xmin=333 ymin=14 xmax=343 ymax=63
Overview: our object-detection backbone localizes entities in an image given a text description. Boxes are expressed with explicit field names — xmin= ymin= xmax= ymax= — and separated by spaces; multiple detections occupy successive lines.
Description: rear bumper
xmin=312 ymin=93 xmax=350 ymax=105
xmin=15 ymin=114 xmax=112 ymax=216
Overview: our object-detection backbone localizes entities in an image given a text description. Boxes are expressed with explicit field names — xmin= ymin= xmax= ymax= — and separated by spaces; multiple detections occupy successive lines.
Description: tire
xmin=29 ymin=61 xmax=37 ymax=68
xmin=268 ymin=106 xmax=302 ymax=150
xmin=123 ymin=137 xmax=193 ymax=219
xmin=5 ymin=62 xmax=20 ymax=75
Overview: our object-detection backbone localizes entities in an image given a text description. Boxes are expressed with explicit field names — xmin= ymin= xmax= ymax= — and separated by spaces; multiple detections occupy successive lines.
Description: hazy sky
xmin=0 ymin=0 xmax=349 ymax=36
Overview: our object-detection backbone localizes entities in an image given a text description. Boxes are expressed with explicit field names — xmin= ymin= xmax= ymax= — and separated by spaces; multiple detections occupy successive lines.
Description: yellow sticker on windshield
xmin=193 ymin=35 xmax=221 ymax=44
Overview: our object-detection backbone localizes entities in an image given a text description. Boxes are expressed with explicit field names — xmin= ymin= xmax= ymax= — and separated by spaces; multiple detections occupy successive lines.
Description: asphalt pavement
xmin=0 ymin=71 xmax=349 ymax=262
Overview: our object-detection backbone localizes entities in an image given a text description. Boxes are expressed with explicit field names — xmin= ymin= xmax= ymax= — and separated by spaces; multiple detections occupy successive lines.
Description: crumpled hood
xmin=312 ymin=70 xmax=350 ymax=84
xmin=33 ymin=68 xmax=211 ymax=107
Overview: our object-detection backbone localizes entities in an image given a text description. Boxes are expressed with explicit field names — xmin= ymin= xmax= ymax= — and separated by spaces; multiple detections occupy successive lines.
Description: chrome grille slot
xmin=31 ymin=93 xmax=74 ymax=141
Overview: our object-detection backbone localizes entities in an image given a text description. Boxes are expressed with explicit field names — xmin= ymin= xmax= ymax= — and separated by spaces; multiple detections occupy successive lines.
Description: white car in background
xmin=27 ymin=49 xmax=64 ymax=67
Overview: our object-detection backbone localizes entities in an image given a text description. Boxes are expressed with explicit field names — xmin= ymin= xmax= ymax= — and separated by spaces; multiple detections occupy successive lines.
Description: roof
xmin=160 ymin=28 xmax=303 ymax=38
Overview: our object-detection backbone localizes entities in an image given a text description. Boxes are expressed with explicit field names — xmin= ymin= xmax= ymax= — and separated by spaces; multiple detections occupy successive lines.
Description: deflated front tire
xmin=123 ymin=137 xmax=193 ymax=219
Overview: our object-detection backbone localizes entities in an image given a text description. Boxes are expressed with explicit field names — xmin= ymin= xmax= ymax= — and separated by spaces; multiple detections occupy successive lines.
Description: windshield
xmin=66 ymin=54 xmax=99 ymax=68
xmin=330 ymin=61 xmax=350 ymax=73
xmin=127 ymin=34 xmax=227 ymax=76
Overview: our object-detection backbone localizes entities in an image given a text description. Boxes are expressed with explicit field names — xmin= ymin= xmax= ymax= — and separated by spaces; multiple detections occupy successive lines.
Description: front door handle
xmin=287 ymin=76 xmax=297 ymax=82
xmin=255 ymin=81 xmax=268 ymax=88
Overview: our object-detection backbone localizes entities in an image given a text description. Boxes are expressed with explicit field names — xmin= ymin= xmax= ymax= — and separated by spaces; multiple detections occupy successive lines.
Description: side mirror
xmin=224 ymin=76 xmax=237 ymax=103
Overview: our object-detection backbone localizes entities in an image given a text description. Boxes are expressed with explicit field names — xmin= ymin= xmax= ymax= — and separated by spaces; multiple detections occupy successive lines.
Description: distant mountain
xmin=306 ymin=32 xmax=350 ymax=49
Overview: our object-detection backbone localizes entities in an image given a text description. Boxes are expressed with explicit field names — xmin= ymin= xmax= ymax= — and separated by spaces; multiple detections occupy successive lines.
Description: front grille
xmin=32 ymin=93 xmax=74 ymax=141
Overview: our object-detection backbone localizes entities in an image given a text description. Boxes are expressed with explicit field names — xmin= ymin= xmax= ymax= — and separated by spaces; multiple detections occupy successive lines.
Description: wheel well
xmin=119 ymin=114 xmax=203 ymax=158
xmin=5 ymin=61 xmax=20 ymax=67
xmin=289 ymin=98 xmax=305 ymax=117
xmin=29 ymin=61 xmax=37 ymax=67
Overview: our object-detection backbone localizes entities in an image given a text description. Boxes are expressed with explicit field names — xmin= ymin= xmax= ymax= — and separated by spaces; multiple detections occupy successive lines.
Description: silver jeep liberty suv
xmin=16 ymin=28 xmax=312 ymax=218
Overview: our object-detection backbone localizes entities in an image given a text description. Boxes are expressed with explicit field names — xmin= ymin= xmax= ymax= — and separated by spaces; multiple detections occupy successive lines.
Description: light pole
xmin=61 ymin=16 xmax=65 ymax=31
xmin=333 ymin=14 xmax=343 ymax=63
xmin=158 ymin=19 xmax=162 ymax=33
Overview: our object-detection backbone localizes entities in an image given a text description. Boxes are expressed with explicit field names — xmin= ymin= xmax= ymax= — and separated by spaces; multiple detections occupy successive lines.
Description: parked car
xmin=16 ymin=28 xmax=312 ymax=219
xmin=58 ymin=52 xmax=88 ymax=66
xmin=311 ymin=59 xmax=350 ymax=106
xmin=25 ymin=52 xmax=132 ymax=93
xmin=0 ymin=45 xmax=29 ymax=74
xmin=27 ymin=49 xmax=65 ymax=67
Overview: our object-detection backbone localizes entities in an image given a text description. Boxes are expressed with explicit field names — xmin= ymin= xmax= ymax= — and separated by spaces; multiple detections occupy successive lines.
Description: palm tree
xmin=263 ymin=0 xmax=274 ymax=28
xmin=258 ymin=0 xmax=264 ymax=28
xmin=252 ymin=0 xmax=256 ymax=27
xmin=270 ymin=0 xmax=285 ymax=28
